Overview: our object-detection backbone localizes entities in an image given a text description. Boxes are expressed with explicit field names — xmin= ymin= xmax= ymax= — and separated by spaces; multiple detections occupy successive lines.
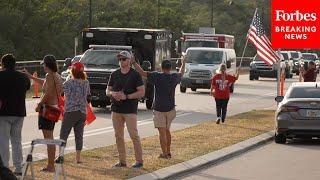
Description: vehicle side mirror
xmin=142 ymin=61 xmax=152 ymax=71
xmin=226 ymin=60 xmax=231 ymax=68
xmin=275 ymin=96 xmax=284 ymax=102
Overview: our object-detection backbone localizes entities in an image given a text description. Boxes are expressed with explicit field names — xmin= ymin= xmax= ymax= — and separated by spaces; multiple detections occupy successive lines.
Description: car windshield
xmin=302 ymin=54 xmax=316 ymax=61
xmin=186 ymin=50 xmax=223 ymax=64
xmin=72 ymin=56 xmax=82 ymax=63
xmin=80 ymin=50 xmax=119 ymax=67
xmin=281 ymin=53 xmax=289 ymax=60
xmin=288 ymin=87 xmax=320 ymax=98
xmin=290 ymin=52 xmax=299 ymax=59
xmin=186 ymin=41 xmax=218 ymax=49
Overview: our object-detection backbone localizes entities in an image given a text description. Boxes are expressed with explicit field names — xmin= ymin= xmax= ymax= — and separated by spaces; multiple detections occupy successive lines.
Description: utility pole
xmin=211 ymin=0 xmax=214 ymax=27
xmin=89 ymin=0 xmax=92 ymax=27
xmin=157 ymin=0 xmax=160 ymax=28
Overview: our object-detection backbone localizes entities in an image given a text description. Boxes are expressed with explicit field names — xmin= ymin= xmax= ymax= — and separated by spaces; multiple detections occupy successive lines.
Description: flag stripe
xmin=248 ymin=30 xmax=278 ymax=63
xmin=248 ymin=27 xmax=278 ymax=62
xmin=247 ymin=11 xmax=279 ymax=65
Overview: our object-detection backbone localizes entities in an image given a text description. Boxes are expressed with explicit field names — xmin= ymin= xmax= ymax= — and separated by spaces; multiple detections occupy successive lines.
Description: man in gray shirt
xmin=132 ymin=56 xmax=186 ymax=159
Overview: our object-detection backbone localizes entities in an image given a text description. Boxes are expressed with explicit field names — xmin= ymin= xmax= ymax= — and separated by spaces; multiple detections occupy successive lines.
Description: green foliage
xmin=1 ymin=0 xmax=275 ymax=60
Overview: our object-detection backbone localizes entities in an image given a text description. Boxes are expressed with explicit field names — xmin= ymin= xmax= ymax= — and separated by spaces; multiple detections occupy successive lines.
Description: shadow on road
xmin=287 ymin=138 xmax=320 ymax=147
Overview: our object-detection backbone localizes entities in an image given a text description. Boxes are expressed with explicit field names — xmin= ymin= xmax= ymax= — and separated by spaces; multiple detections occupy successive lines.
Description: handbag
xmin=40 ymin=75 xmax=62 ymax=122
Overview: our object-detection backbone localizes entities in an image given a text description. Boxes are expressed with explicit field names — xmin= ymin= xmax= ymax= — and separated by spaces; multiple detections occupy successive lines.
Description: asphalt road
xmin=179 ymin=140 xmax=320 ymax=180
xmin=14 ymin=74 xmax=297 ymax=162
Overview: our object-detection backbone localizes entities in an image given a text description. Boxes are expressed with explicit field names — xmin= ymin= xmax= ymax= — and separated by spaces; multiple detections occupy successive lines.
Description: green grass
xmin=27 ymin=110 xmax=275 ymax=180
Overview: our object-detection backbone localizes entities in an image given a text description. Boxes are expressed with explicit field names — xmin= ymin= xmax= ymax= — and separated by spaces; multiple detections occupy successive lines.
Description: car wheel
xmin=91 ymin=101 xmax=99 ymax=108
xmin=254 ymin=76 xmax=259 ymax=80
xmin=275 ymin=133 xmax=286 ymax=144
xmin=289 ymin=74 xmax=293 ymax=78
xmin=146 ymin=98 xmax=153 ymax=110
xmin=249 ymin=74 xmax=255 ymax=81
xmin=191 ymin=87 xmax=197 ymax=92
xmin=99 ymin=102 xmax=107 ymax=108
xmin=180 ymin=85 xmax=187 ymax=93
xmin=230 ymin=83 xmax=234 ymax=93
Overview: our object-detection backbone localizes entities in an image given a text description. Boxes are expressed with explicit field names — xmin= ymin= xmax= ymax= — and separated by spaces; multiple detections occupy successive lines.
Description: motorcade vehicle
xmin=180 ymin=47 xmax=237 ymax=93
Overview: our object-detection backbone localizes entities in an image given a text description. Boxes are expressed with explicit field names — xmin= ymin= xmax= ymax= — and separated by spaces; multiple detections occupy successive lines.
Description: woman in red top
xmin=211 ymin=64 xmax=239 ymax=124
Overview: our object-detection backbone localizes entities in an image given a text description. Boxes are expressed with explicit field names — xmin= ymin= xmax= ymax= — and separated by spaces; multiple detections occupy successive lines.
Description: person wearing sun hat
xmin=60 ymin=62 xmax=90 ymax=163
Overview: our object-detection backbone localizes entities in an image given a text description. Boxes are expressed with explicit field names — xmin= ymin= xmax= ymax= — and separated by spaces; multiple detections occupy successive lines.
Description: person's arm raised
xmin=131 ymin=55 xmax=148 ymax=77
xmin=22 ymin=68 xmax=45 ymax=86
xmin=178 ymin=55 xmax=186 ymax=77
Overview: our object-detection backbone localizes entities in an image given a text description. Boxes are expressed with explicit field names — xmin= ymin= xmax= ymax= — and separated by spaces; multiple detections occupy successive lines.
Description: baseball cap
xmin=161 ymin=60 xmax=172 ymax=69
xmin=117 ymin=51 xmax=132 ymax=59
xmin=72 ymin=62 xmax=84 ymax=72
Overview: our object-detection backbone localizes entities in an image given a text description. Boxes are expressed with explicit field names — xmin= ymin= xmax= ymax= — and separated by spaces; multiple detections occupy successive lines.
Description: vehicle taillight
xmin=280 ymin=106 xmax=300 ymax=112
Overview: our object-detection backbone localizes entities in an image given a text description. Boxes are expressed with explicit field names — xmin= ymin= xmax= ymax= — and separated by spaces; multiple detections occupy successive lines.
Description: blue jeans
xmin=0 ymin=116 xmax=24 ymax=173
xmin=215 ymin=99 xmax=229 ymax=122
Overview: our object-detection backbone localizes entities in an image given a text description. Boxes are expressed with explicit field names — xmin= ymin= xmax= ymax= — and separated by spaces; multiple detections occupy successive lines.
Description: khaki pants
xmin=112 ymin=112 xmax=143 ymax=163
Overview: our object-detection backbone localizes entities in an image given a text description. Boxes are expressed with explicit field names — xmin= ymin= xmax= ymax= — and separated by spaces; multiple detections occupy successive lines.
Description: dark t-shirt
xmin=108 ymin=68 xmax=143 ymax=114
xmin=0 ymin=70 xmax=30 ymax=117
xmin=147 ymin=72 xmax=181 ymax=112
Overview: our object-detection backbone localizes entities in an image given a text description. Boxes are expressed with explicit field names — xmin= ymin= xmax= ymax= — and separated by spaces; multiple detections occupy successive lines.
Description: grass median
xmin=27 ymin=110 xmax=274 ymax=180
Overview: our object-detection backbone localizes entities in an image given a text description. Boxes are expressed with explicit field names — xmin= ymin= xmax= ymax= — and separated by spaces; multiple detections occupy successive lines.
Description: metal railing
xmin=15 ymin=57 xmax=253 ymax=77
xmin=16 ymin=60 xmax=65 ymax=78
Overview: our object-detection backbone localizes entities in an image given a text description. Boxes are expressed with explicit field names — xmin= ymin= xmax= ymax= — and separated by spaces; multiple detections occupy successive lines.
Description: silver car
xmin=275 ymin=82 xmax=320 ymax=144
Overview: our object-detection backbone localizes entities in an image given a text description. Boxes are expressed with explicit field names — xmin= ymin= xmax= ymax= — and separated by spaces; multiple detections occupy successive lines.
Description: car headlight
xmin=250 ymin=62 xmax=256 ymax=69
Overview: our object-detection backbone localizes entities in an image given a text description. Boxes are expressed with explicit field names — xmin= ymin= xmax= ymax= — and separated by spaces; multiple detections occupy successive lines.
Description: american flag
xmin=247 ymin=10 xmax=280 ymax=65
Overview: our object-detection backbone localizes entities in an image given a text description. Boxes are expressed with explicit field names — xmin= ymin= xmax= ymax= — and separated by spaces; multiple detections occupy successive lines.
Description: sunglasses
xmin=119 ymin=58 xmax=128 ymax=62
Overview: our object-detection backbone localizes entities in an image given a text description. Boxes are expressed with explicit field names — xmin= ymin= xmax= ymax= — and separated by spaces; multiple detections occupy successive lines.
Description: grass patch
xmin=26 ymin=110 xmax=274 ymax=180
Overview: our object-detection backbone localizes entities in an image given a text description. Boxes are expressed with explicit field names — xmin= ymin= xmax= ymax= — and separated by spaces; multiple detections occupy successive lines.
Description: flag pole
xmin=238 ymin=8 xmax=258 ymax=69
xmin=277 ymin=50 xmax=282 ymax=99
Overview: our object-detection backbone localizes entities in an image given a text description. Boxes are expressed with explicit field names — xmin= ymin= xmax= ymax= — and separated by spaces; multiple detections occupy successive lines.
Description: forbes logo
xmin=276 ymin=10 xmax=317 ymax=22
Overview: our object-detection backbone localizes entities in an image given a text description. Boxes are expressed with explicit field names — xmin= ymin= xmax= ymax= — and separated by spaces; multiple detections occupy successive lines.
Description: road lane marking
xmin=12 ymin=112 xmax=192 ymax=151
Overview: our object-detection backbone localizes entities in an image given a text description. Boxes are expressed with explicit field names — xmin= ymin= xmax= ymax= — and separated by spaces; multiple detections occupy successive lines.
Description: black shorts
xmin=38 ymin=116 xmax=55 ymax=131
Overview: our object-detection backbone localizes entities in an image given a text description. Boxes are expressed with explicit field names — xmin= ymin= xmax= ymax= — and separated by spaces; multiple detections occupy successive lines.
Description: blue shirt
xmin=147 ymin=72 xmax=181 ymax=112
xmin=63 ymin=79 xmax=90 ymax=114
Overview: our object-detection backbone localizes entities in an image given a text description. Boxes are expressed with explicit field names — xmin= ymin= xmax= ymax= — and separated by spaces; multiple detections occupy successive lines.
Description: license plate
xmin=196 ymin=79 xmax=203 ymax=84
xmin=307 ymin=110 xmax=320 ymax=117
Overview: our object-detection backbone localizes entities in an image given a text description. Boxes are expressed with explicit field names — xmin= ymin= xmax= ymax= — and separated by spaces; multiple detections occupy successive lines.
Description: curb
xmin=130 ymin=131 xmax=274 ymax=180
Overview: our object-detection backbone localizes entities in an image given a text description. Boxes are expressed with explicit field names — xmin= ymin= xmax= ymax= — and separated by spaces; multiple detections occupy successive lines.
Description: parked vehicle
xmin=78 ymin=28 xmax=172 ymax=109
xmin=61 ymin=55 xmax=83 ymax=74
xmin=275 ymin=82 xmax=320 ymax=144
xmin=180 ymin=47 xmax=237 ymax=93
xmin=288 ymin=51 xmax=303 ymax=75
xmin=249 ymin=54 xmax=291 ymax=80
xmin=302 ymin=53 xmax=319 ymax=61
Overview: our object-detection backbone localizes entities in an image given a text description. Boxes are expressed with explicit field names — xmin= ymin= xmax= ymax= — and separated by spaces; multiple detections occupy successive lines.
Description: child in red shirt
xmin=211 ymin=64 xmax=239 ymax=124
